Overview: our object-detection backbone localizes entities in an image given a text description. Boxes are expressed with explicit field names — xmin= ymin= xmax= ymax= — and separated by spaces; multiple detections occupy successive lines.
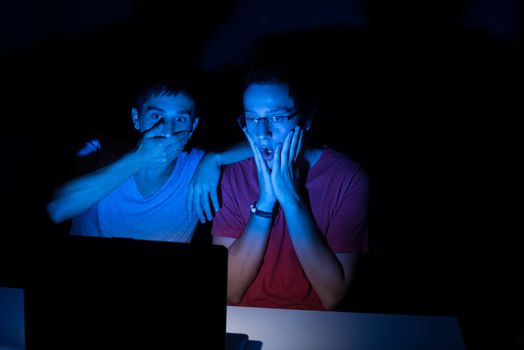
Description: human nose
xmin=162 ymin=118 xmax=178 ymax=136
xmin=255 ymin=118 xmax=271 ymax=139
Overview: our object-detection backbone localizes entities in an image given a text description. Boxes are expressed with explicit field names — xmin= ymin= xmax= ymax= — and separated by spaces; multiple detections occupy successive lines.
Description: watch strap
xmin=250 ymin=203 xmax=273 ymax=218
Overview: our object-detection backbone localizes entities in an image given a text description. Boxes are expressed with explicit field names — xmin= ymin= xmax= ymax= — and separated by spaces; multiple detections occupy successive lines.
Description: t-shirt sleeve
xmin=67 ymin=139 xmax=132 ymax=235
xmin=211 ymin=166 xmax=246 ymax=239
xmin=70 ymin=205 xmax=102 ymax=236
xmin=326 ymin=165 xmax=370 ymax=253
xmin=189 ymin=147 xmax=206 ymax=163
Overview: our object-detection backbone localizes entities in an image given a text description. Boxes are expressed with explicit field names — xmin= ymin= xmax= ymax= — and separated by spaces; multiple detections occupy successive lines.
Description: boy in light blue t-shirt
xmin=47 ymin=79 xmax=250 ymax=243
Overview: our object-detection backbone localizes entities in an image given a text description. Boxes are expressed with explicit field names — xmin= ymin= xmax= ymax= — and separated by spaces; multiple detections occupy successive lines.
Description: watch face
xmin=249 ymin=203 xmax=273 ymax=219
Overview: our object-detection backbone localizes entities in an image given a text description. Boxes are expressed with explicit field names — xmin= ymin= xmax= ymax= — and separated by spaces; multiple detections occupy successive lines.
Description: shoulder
xmin=314 ymin=147 xmax=369 ymax=191
xmin=185 ymin=147 xmax=206 ymax=161
xmin=223 ymin=157 xmax=254 ymax=173
xmin=221 ymin=157 xmax=255 ymax=184
xmin=321 ymin=147 xmax=366 ymax=176
xmin=175 ymin=148 xmax=206 ymax=175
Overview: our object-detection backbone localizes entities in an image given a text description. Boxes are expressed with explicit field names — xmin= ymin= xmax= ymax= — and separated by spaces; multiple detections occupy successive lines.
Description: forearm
xmin=187 ymin=141 xmax=252 ymax=222
xmin=47 ymin=152 xmax=142 ymax=223
xmin=283 ymin=198 xmax=350 ymax=309
xmin=225 ymin=216 xmax=272 ymax=304
xmin=214 ymin=140 xmax=252 ymax=166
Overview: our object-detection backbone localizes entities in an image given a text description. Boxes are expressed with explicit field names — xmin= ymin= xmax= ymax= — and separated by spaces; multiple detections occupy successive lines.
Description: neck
xmin=303 ymin=146 xmax=323 ymax=168
xmin=133 ymin=159 xmax=177 ymax=198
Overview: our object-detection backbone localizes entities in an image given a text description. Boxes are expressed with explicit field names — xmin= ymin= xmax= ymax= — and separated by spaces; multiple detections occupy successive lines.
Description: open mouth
xmin=260 ymin=147 xmax=274 ymax=161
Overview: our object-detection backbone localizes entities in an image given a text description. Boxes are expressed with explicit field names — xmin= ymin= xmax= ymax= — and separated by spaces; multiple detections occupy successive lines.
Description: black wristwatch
xmin=250 ymin=202 xmax=274 ymax=219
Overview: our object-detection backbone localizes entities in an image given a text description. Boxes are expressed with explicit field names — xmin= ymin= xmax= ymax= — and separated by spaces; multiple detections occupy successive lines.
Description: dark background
xmin=1 ymin=0 xmax=521 ymax=349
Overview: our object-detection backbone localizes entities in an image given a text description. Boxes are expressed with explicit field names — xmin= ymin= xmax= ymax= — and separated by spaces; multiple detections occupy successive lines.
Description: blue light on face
xmin=242 ymin=111 xmax=301 ymax=129
xmin=139 ymin=94 xmax=195 ymax=136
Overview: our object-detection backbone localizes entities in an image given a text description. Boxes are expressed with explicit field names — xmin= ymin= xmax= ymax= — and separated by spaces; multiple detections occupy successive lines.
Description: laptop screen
xmin=24 ymin=235 xmax=227 ymax=350
xmin=0 ymin=286 xmax=25 ymax=350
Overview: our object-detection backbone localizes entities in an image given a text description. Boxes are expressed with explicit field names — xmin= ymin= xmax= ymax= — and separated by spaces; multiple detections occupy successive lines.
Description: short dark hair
xmin=134 ymin=83 xmax=195 ymax=114
xmin=242 ymin=64 xmax=316 ymax=120
xmin=133 ymin=67 xmax=201 ymax=116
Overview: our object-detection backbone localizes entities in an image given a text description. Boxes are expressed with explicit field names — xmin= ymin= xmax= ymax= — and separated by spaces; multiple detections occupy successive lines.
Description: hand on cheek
xmin=243 ymin=128 xmax=276 ymax=206
xmin=271 ymin=127 xmax=303 ymax=204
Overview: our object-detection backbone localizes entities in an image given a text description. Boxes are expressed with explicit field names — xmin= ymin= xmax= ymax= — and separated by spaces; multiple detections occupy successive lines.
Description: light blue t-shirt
xmin=71 ymin=148 xmax=205 ymax=243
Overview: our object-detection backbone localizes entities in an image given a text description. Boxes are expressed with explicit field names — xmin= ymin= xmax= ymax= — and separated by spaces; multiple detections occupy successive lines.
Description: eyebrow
xmin=145 ymin=106 xmax=193 ymax=115
xmin=174 ymin=109 xmax=193 ymax=115
xmin=145 ymin=106 xmax=165 ymax=113
xmin=244 ymin=107 xmax=295 ymax=115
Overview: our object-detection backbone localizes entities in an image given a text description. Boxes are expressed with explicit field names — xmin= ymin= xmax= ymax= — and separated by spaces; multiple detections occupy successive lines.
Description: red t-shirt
xmin=212 ymin=147 xmax=369 ymax=310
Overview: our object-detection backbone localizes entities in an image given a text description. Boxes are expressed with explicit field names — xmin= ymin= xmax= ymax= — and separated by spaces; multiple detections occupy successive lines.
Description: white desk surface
xmin=226 ymin=306 xmax=465 ymax=350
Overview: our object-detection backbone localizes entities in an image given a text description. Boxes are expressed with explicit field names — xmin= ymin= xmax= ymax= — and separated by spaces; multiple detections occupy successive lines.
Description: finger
xmin=173 ymin=129 xmax=190 ymax=138
xmin=273 ymin=143 xmax=282 ymax=176
xmin=174 ymin=129 xmax=190 ymax=136
xmin=280 ymin=128 xmax=294 ymax=170
xmin=253 ymin=142 xmax=269 ymax=174
xmin=294 ymin=128 xmax=304 ymax=163
xmin=244 ymin=128 xmax=262 ymax=169
xmin=165 ymin=132 xmax=190 ymax=157
xmin=289 ymin=126 xmax=301 ymax=163
xmin=202 ymin=187 xmax=214 ymax=221
xmin=210 ymin=188 xmax=220 ymax=214
xmin=244 ymin=128 xmax=270 ymax=178
xmin=166 ymin=130 xmax=189 ymax=146
xmin=164 ymin=145 xmax=183 ymax=163
xmin=166 ymin=141 xmax=186 ymax=157
xmin=142 ymin=119 xmax=164 ymax=139
xmin=193 ymin=188 xmax=206 ymax=223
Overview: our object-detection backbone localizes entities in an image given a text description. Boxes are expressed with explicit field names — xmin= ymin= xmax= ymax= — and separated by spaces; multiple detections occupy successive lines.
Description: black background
xmin=1 ymin=1 xmax=522 ymax=349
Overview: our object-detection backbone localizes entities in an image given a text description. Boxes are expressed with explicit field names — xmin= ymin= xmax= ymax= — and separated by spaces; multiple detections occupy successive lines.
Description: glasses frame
xmin=237 ymin=111 xmax=301 ymax=129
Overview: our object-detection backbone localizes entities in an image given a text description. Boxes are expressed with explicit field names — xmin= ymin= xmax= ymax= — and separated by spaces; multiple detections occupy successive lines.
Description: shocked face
xmin=132 ymin=93 xmax=197 ymax=137
xmin=243 ymin=83 xmax=301 ymax=169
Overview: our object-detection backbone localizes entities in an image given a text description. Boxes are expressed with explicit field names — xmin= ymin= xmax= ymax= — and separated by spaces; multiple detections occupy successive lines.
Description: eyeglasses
xmin=237 ymin=111 xmax=300 ymax=129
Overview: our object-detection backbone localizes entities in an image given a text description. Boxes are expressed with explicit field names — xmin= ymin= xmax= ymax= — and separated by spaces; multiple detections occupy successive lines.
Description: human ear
xmin=188 ymin=116 xmax=199 ymax=138
xmin=302 ymin=109 xmax=316 ymax=131
xmin=131 ymin=108 xmax=140 ymax=130
xmin=303 ymin=119 xmax=312 ymax=131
